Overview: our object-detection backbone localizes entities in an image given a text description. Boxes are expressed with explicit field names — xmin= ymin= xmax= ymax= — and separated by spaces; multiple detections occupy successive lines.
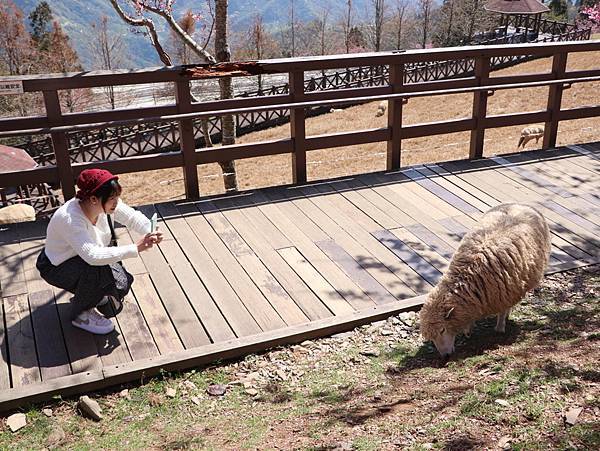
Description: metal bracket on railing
xmin=562 ymin=83 xmax=572 ymax=90
xmin=487 ymin=90 xmax=496 ymax=96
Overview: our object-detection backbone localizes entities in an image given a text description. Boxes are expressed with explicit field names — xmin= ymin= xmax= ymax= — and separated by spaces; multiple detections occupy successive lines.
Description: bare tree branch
xmin=108 ymin=0 xmax=172 ymax=65
xmin=138 ymin=1 xmax=216 ymax=63
xmin=202 ymin=0 xmax=215 ymax=51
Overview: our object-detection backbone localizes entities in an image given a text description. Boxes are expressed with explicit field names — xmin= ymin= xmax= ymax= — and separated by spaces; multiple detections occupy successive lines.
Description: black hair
xmin=94 ymin=179 xmax=122 ymax=205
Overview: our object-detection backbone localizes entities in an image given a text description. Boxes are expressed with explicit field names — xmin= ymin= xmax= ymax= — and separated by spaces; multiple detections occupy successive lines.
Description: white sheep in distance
xmin=419 ymin=203 xmax=551 ymax=357
xmin=375 ymin=100 xmax=387 ymax=117
xmin=518 ymin=125 xmax=544 ymax=149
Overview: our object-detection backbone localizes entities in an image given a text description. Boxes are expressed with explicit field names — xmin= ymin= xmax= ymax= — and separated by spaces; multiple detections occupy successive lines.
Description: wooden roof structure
xmin=485 ymin=0 xmax=550 ymax=15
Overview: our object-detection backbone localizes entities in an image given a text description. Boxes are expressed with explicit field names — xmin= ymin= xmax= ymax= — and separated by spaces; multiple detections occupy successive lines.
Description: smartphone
xmin=150 ymin=212 xmax=157 ymax=233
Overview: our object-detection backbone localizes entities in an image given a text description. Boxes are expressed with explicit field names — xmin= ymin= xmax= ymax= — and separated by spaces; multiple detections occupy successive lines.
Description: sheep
xmin=0 ymin=203 xmax=36 ymax=225
xmin=517 ymin=126 xmax=544 ymax=149
xmin=419 ymin=203 xmax=551 ymax=357
xmin=375 ymin=100 xmax=387 ymax=117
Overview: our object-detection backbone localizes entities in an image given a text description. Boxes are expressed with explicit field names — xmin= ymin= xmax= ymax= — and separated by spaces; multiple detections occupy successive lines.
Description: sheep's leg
xmin=495 ymin=309 xmax=511 ymax=333
xmin=463 ymin=322 xmax=474 ymax=338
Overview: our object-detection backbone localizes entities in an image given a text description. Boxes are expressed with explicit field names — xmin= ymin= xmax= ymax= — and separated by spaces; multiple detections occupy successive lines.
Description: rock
xmin=165 ymin=387 xmax=177 ymax=398
xmin=359 ymin=348 xmax=381 ymax=357
xmin=47 ymin=425 xmax=65 ymax=446
xmin=495 ymin=399 xmax=510 ymax=407
xmin=331 ymin=331 xmax=353 ymax=339
xmin=497 ymin=435 xmax=511 ymax=449
xmin=42 ymin=408 xmax=53 ymax=417
xmin=7 ymin=413 xmax=27 ymax=432
xmin=190 ymin=396 xmax=201 ymax=406
xmin=565 ymin=407 xmax=583 ymax=426
xmin=276 ymin=370 xmax=288 ymax=381
xmin=206 ymin=384 xmax=227 ymax=396
xmin=247 ymin=372 xmax=260 ymax=381
xmin=300 ymin=340 xmax=314 ymax=347
xmin=399 ymin=312 xmax=416 ymax=323
xmin=332 ymin=442 xmax=353 ymax=451
xmin=381 ymin=329 xmax=394 ymax=336
xmin=119 ymin=389 xmax=130 ymax=399
xmin=245 ymin=388 xmax=259 ymax=396
xmin=78 ymin=396 xmax=103 ymax=421
xmin=372 ymin=320 xmax=387 ymax=328
xmin=182 ymin=380 xmax=196 ymax=391
xmin=388 ymin=317 xmax=401 ymax=325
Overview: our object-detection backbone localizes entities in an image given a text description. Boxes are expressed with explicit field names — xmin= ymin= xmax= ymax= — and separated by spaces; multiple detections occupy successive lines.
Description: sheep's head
xmin=419 ymin=291 xmax=465 ymax=357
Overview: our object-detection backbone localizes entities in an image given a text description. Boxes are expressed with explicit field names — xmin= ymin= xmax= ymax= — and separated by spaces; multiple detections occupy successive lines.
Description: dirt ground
xmin=116 ymin=51 xmax=600 ymax=207
xmin=2 ymin=266 xmax=598 ymax=450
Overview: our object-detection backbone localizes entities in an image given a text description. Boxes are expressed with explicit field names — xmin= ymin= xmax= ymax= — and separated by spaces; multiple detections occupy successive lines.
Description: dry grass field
xmin=118 ymin=50 xmax=600 ymax=207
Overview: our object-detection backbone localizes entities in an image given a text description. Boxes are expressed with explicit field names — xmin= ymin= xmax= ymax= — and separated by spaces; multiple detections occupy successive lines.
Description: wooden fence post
xmin=289 ymin=71 xmax=307 ymax=184
xmin=387 ymin=64 xmax=404 ymax=170
xmin=42 ymin=90 xmax=75 ymax=200
xmin=175 ymin=80 xmax=200 ymax=200
xmin=543 ymin=52 xmax=568 ymax=150
xmin=469 ymin=56 xmax=491 ymax=160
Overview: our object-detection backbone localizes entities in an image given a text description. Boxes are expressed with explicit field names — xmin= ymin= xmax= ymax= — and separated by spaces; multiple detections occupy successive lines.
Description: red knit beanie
xmin=76 ymin=169 xmax=119 ymax=200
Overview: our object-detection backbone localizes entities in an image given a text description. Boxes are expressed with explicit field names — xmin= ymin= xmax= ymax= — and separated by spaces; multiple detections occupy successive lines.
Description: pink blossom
xmin=582 ymin=6 xmax=600 ymax=23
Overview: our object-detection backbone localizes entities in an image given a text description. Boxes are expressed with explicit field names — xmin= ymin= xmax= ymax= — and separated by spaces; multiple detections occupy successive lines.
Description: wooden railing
xmin=12 ymin=24 xmax=590 ymax=167
xmin=1 ymin=40 xmax=599 ymax=200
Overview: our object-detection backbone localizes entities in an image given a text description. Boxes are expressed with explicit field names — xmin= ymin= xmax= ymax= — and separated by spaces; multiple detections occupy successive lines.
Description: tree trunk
xmin=215 ymin=0 xmax=237 ymax=192
xmin=201 ymin=117 xmax=213 ymax=148
xmin=467 ymin=0 xmax=480 ymax=42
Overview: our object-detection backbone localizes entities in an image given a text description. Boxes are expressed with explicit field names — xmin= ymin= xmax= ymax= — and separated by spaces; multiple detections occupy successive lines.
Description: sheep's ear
xmin=445 ymin=307 xmax=455 ymax=320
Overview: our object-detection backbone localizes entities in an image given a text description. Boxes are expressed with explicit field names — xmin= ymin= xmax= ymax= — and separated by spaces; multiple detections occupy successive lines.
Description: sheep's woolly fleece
xmin=420 ymin=203 xmax=552 ymax=339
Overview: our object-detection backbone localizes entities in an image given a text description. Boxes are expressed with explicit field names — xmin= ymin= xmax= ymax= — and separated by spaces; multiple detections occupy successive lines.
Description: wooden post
xmin=175 ymin=80 xmax=200 ymax=199
xmin=387 ymin=64 xmax=404 ymax=170
xmin=289 ymin=71 xmax=307 ymax=184
xmin=43 ymin=90 xmax=75 ymax=200
xmin=469 ymin=56 xmax=491 ymax=160
xmin=543 ymin=52 xmax=568 ymax=150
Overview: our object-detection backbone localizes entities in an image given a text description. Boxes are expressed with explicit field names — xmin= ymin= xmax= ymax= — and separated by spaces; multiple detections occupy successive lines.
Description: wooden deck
xmin=1 ymin=144 xmax=599 ymax=411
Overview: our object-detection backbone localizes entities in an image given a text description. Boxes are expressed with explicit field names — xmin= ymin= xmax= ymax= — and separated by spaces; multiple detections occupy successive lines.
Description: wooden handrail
xmin=2 ymin=74 xmax=600 ymax=138
xmin=2 ymin=40 xmax=598 ymax=90
xmin=1 ymin=40 xmax=599 ymax=200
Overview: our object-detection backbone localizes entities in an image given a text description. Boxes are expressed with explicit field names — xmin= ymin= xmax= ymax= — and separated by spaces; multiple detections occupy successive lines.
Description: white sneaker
xmin=71 ymin=309 xmax=115 ymax=335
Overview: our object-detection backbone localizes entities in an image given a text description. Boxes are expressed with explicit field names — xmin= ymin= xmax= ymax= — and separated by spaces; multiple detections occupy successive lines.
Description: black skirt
xmin=36 ymin=250 xmax=133 ymax=319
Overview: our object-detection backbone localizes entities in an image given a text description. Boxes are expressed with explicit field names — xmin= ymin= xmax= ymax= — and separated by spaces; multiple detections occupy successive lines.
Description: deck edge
xmin=0 ymin=294 xmax=426 ymax=412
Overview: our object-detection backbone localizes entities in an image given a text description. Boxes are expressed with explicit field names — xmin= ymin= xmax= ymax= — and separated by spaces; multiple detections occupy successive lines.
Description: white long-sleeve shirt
xmin=44 ymin=198 xmax=152 ymax=266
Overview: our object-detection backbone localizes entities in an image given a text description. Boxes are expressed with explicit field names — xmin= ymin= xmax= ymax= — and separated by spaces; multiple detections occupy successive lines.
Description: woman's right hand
xmin=136 ymin=233 xmax=155 ymax=253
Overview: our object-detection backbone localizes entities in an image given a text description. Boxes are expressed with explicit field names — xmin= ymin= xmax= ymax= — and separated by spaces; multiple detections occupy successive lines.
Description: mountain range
xmin=13 ymin=0 xmax=376 ymax=69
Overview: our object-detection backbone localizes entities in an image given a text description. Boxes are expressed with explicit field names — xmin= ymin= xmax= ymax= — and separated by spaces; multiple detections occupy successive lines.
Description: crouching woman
xmin=36 ymin=169 xmax=162 ymax=335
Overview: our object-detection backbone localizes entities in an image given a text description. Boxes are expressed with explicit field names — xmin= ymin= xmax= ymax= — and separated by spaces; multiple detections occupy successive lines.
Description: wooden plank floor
xmin=1 ymin=143 xmax=599 ymax=410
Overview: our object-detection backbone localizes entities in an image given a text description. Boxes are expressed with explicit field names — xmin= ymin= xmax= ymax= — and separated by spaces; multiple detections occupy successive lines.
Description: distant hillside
xmin=13 ymin=0 xmax=377 ymax=70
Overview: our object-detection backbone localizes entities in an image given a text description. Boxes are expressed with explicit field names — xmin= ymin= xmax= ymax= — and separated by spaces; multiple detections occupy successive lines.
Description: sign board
xmin=0 ymin=80 xmax=24 ymax=95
